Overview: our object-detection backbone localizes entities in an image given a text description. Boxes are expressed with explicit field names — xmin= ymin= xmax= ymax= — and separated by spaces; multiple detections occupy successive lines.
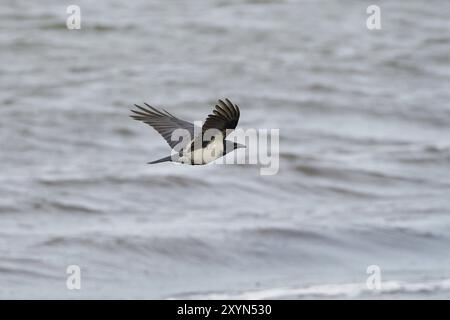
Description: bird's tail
xmin=147 ymin=155 xmax=173 ymax=164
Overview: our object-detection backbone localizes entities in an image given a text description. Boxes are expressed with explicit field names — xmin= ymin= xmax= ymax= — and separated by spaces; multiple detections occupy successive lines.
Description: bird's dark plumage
xmin=130 ymin=103 xmax=196 ymax=150
xmin=202 ymin=99 xmax=240 ymax=137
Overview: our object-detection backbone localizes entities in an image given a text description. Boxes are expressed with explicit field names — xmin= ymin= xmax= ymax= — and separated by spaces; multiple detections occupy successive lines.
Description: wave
xmin=35 ymin=233 xmax=233 ymax=265
xmin=295 ymin=163 xmax=408 ymax=181
xmin=37 ymin=173 xmax=210 ymax=188
xmin=177 ymin=278 xmax=450 ymax=299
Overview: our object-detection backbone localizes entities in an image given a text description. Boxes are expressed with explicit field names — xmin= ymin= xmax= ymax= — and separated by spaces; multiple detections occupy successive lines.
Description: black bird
xmin=130 ymin=99 xmax=244 ymax=165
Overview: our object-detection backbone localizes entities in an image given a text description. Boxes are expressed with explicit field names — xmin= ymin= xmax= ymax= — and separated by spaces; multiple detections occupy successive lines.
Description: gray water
xmin=1 ymin=0 xmax=450 ymax=299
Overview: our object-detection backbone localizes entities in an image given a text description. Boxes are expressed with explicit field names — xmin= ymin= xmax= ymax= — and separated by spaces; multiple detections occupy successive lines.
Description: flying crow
xmin=130 ymin=99 xmax=244 ymax=165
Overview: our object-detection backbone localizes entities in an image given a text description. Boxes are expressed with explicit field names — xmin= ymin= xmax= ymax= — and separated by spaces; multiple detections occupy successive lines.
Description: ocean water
xmin=1 ymin=0 xmax=450 ymax=299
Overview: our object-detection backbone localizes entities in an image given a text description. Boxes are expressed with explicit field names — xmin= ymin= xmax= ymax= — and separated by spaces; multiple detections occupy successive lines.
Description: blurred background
xmin=1 ymin=0 xmax=450 ymax=299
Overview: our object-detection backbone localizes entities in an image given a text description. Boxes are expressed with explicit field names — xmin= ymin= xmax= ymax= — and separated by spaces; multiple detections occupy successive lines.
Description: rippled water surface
xmin=1 ymin=0 xmax=450 ymax=299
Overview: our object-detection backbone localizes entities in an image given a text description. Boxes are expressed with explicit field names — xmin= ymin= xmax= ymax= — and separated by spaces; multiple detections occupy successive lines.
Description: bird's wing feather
xmin=201 ymin=98 xmax=240 ymax=137
xmin=130 ymin=103 xmax=196 ymax=150
xmin=185 ymin=99 xmax=240 ymax=152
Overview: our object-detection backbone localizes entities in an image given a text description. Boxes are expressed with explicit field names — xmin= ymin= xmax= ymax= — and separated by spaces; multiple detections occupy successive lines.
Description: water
xmin=1 ymin=0 xmax=450 ymax=299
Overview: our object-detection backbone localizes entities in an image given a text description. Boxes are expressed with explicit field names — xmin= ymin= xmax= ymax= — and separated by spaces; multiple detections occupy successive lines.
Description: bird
xmin=130 ymin=98 xmax=245 ymax=165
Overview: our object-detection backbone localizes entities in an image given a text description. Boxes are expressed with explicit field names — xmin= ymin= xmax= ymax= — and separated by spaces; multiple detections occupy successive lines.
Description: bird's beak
xmin=236 ymin=143 xmax=246 ymax=149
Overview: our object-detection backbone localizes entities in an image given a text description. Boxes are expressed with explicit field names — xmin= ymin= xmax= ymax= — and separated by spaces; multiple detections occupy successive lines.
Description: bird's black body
xmin=130 ymin=99 xmax=244 ymax=165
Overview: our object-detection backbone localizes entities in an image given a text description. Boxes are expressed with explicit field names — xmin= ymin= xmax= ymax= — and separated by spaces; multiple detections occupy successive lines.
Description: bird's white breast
xmin=180 ymin=139 xmax=224 ymax=165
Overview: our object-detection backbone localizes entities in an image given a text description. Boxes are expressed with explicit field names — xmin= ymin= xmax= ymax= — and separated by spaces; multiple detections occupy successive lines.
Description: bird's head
xmin=224 ymin=140 xmax=246 ymax=154
xmin=233 ymin=142 xmax=246 ymax=150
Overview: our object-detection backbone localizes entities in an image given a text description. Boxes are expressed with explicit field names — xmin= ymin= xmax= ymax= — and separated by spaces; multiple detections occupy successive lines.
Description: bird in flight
xmin=130 ymin=98 xmax=245 ymax=165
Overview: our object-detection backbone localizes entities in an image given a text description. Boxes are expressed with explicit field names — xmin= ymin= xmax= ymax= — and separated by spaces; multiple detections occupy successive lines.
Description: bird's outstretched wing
xmin=202 ymin=99 xmax=240 ymax=137
xmin=130 ymin=103 xmax=195 ymax=150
